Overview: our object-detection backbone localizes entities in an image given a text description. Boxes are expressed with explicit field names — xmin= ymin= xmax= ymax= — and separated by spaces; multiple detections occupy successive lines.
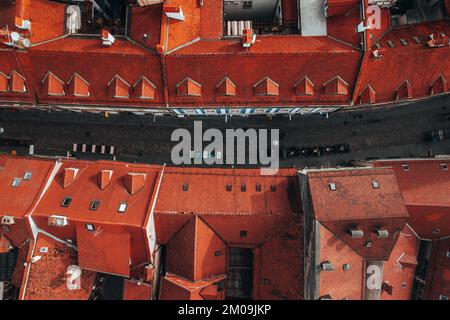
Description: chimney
xmin=63 ymin=168 xmax=79 ymax=188
xmin=101 ymin=29 xmax=115 ymax=46
xmin=242 ymin=28 xmax=255 ymax=48
xmin=125 ymin=173 xmax=146 ymax=195
xmin=99 ymin=170 xmax=113 ymax=190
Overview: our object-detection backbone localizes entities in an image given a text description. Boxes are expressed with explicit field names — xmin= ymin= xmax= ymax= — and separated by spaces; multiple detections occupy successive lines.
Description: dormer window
xmin=11 ymin=178 xmax=21 ymax=187
xmin=61 ymin=197 xmax=72 ymax=208
xmin=118 ymin=202 xmax=128 ymax=213
xmin=90 ymin=200 xmax=100 ymax=211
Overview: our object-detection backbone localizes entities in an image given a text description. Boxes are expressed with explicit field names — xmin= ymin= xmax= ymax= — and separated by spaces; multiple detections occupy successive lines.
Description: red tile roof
xmin=306 ymin=168 xmax=409 ymax=259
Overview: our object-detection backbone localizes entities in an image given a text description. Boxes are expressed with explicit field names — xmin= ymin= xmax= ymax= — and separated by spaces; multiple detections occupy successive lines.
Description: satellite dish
xmin=10 ymin=32 xmax=20 ymax=42
xmin=22 ymin=38 xmax=31 ymax=48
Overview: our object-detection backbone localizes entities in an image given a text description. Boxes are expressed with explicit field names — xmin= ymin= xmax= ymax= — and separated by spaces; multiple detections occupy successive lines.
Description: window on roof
xmin=270 ymin=185 xmax=276 ymax=192
xmin=182 ymin=183 xmax=189 ymax=192
xmin=11 ymin=178 xmax=21 ymax=187
xmin=118 ymin=202 xmax=128 ymax=213
xmin=241 ymin=184 xmax=246 ymax=192
xmin=226 ymin=184 xmax=232 ymax=192
xmin=441 ymin=164 xmax=448 ymax=171
xmin=402 ymin=164 xmax=410 ymax=171
xmin=86 ymin=224 xmax=95 ymax=232
xmin=255 ymin=184 xmax=261 ymax=192
xmin=23 ymin=171 xmax=32 ymax=180
xmin=90 ymin=200 xmax=100 ymax=211
xmin=432 ymin=228 xmax=441 ymax=235
xmin=343 ymin=263 xmax=350 ymax=271
xmin=372 ymin=181 xmax=380 ymax=189
xmin=439 ymin=295 xmax=448 ymax=300
xmin=240 ymin=230 xmax=247 ymax=238
xmin=328 ymin=183 xmax=336 ymax=191
xmin=61 ymin=197 xmax=72 ymax=207
xmin=215 ymin=250 xmax=222 ymax=256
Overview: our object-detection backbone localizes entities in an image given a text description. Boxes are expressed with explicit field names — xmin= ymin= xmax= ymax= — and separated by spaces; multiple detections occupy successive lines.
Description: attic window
xmin=61 ymin=197 xmax=72 ymax=207
xmin=86 ymin=224 xmax=95 ymax=232
xmin=328 ymin=183 xmax=336 ymax=191
xmin=320 ymin=262 xmax=334 ymax=271
xmin=241 ymin=184 xmax=246 ymax=192
xmin=118 ymin=202 xmax=128 ymax=213
xmin=402 ymin=164 xmax=410 ymax=171
xmin=372 ymin=181 xmax=380 ymax=189
xmin=240 ymin=230 xmax=247 ymax=238
xmin=226 ymin=184 xmax=232 ymax=192
xmin=23 ymin=171 xmax=32 ymax=180
xmin=348 ymin=228 xmax=364 ymax=238
xmin=255 ymin=184 xmax=261 ymax=192
xmin=270 ymin=185 xmax=276 ymax=192
xmin=412 ymin=36 xmax=421 ymax=44
xmin=441 ymin=164 xmax=448 ymax=171
xmin=376 ymin=229 xmax=389 ymax=238
xmin=11 ymin=178 xmax=21 ymax=187
xmin=90 ymin=200 xmax=100 ymax=211
xmin=182 ymin=183 xmax=189 ymax=191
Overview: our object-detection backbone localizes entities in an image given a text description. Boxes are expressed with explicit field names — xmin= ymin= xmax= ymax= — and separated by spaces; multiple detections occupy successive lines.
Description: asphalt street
xmin=1 ymin=95 xmax=450 ymax=169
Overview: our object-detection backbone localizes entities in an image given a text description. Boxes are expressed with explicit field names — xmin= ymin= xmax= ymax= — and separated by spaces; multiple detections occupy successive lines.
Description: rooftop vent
xmin=125 ymin=173 xmax=146 ymax=195
xmin=242 ymin=28 xmax=256 ymax=48
xmin=321 ymin=262 xmax=335 ymax=271
xmin=101 ymin=29 xmax=115 ymax=47
xmin=348 ymin=228 xmax=364 ymax=238
xmin=376 ymin=229 xmax=389 ymax=238
xmin=48 ymin=215 xmax=69 ymax=227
